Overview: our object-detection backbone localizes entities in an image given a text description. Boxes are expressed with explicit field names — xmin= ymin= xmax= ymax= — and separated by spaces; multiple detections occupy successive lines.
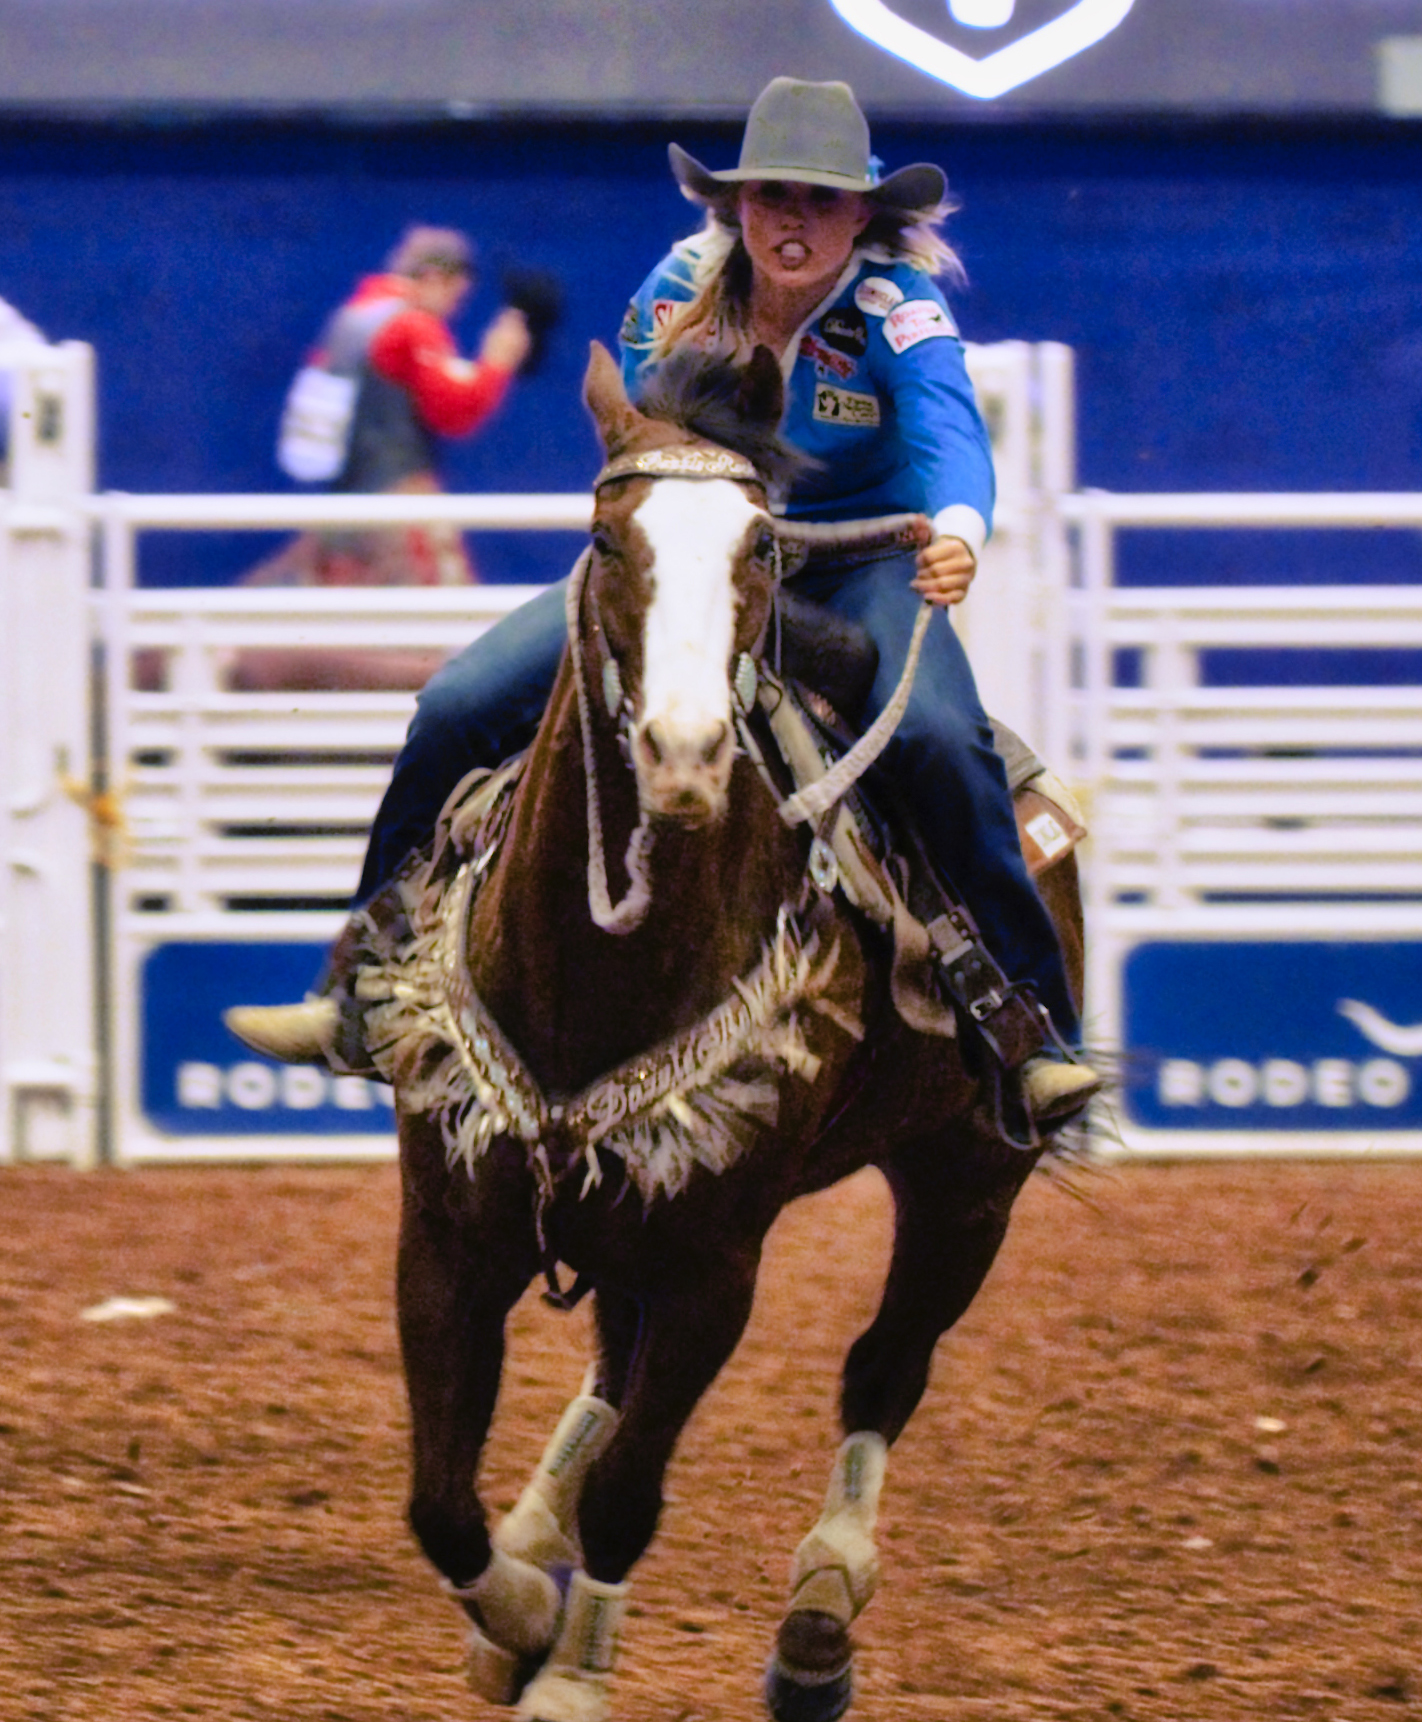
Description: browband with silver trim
xmin=594 ymin=446 xmax=762 ymax=489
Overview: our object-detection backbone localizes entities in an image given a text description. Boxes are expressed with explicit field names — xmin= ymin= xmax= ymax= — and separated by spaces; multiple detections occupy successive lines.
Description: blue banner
xmin=1123 ymin=942 xmax=1422 ymax=1132
xmin=140 ymin=942 xmax=394 ymax=1136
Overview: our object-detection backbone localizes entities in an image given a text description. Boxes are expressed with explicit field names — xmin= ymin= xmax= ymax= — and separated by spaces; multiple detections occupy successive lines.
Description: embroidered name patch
xmin=884 ymin=299 xmax=958 ymax=353
xmin=813 ymin=385 xmax=882 ymax=427
xmin=854 ymin=276 xmax=904 ymax=317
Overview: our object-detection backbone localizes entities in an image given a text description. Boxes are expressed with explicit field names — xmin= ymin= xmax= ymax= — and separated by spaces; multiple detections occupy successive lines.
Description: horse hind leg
xmin=765 ymin=1432 xmax=886 ymax=1722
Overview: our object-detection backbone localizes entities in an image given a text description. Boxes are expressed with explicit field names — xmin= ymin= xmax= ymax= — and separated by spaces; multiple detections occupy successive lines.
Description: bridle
xmin=568 ymin=443 xmax=932 ymax=935
xmin=568 ymin=444 xmax=782 ymax=935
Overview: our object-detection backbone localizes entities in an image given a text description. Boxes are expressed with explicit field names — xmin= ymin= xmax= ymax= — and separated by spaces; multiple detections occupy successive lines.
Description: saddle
xmin=764 ymin=592 xmax=1086 ymax=1070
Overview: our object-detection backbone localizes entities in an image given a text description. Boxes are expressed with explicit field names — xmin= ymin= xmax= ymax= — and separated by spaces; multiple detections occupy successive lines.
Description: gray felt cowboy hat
xmin=669 ymin=77 xmax=946 ymax=213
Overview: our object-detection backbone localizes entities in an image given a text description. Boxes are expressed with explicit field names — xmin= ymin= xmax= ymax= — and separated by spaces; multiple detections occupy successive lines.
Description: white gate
xmin=0 ymin=341 xmax=97 ymax=1163
xmin=1063 ymin=493 xmax=1422 ymax=1157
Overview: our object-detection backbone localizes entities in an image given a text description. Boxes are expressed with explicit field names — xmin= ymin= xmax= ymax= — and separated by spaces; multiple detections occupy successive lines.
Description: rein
xmin=566 ymin=547 xmax=657 ymax=934
xmin=773 ymin=600 xmax=932 ymax=829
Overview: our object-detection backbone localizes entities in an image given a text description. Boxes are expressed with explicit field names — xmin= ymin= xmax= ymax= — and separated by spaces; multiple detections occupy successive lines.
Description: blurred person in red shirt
xmin=227 ymin=226 xmax=539 ymax=691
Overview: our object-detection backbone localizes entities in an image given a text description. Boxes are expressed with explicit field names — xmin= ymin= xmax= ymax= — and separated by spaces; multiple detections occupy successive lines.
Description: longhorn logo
xmin=1337 ymin=999 xmax=1422 ymax=1058
xmin=829 ymin=0 xmax=1136 ymax=101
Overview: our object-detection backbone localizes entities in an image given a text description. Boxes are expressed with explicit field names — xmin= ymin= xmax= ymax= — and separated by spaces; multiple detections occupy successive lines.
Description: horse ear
xmin=737 ymin=345 xmax=785 ymax=430
xmin=584 ymin=341 xmax=641 ymax=456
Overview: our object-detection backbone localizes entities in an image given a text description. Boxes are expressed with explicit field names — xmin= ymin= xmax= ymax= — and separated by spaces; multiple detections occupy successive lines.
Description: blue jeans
xmin=357 ymin=553 xmax=1081 ymax=1043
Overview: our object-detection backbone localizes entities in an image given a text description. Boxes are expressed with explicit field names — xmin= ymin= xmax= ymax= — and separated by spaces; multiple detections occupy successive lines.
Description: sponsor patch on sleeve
xmin=854 ymin=275 xmax=904 ymax=317
xmin=813 ymin=384 xmax=882 ymax=428
xmin=799 ymin=333 xmax=856 ymax=381
xmin=883 ymin=299 xmax=958 ymax=354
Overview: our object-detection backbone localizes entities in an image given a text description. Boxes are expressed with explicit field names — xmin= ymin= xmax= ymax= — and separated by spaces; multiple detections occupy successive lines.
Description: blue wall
xmin=5 ymin=115 xmax=1422 ymax=589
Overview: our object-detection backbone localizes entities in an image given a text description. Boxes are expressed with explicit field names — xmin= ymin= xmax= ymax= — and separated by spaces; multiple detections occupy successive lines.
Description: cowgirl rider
xmin=228 ymin=77 xmax=1101 ymax=1126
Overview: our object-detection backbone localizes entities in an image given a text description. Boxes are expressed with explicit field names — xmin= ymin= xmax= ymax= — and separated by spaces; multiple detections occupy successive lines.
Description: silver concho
xmin=734 ymin=652 xmax=758 ymax=714
xmin=602 ymin=657 xmax=625 ymax=718
xmin=808 ymin=836 xmax=839 ymax=894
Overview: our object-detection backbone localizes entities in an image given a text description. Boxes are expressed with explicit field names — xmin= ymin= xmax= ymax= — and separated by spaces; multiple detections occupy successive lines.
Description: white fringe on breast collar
xmin=364 ymin=769 xmax=859 ymax=1205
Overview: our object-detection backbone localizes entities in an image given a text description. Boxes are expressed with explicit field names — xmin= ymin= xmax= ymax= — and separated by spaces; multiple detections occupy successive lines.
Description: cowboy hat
xmin=669 ymin=77 xmax=946 ymax=213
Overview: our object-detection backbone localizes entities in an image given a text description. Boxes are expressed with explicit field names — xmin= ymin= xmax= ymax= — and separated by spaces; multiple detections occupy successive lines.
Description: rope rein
xmin=566 ymin=548 xmax=657 ymax=934
xmin=774 ymin=599 xmax=933 ymax=828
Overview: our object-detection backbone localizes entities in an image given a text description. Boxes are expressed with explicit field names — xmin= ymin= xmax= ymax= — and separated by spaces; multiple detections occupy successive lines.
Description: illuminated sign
xmin=829 ymin=0 xmax=1137 ymax=100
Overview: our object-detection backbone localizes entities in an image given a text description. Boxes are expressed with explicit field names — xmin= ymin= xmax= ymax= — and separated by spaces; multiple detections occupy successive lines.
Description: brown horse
xmin=370 ymin=342 xmax=1085 ymax=1722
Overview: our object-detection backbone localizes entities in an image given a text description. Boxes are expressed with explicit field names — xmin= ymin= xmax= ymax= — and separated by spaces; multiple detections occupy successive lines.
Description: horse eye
xmin=754 ymin=528 xmax=777 ymax=561
xmin=592 ymin=524 xmax=616 ymax=559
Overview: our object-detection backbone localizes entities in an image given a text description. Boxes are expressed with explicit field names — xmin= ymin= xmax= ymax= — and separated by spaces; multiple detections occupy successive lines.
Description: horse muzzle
xmin=631 ymin=715 xmax=735 ymax=828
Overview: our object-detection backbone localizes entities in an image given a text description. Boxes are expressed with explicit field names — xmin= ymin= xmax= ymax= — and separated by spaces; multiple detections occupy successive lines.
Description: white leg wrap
xmin=453 ymin=1545 xmax=561 ymax=1654
xmin=787 ymin=1433 xmax=887 ymax=1625
xmin=450 ymin=1546 xmax=564 ymax=1705
xmin=496 ymin=1394 xmax=620 ymax=1573
xmin=515 ymin=1569 xmax=627 ymax=1722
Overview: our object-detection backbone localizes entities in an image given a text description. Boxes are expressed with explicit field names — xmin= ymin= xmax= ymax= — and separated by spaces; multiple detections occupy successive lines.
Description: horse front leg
xmin=516 ymin=1259 xmax=761 ymax=1722
xmin=396 ymin=1125 xmax=557 ymax=1694
xmin=767 ymin=1145 xmax=1034 ymax=1722
xmin=492 ymin=1283 xmax=640 ymax=1579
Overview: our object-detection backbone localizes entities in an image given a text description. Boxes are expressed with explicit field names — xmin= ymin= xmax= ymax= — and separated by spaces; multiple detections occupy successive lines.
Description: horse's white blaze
xmin=635 ymin=479 xmax=763 ymax=745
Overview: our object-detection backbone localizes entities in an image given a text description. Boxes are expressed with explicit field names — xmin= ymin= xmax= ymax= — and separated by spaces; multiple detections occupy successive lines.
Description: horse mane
xmin=636 ymin=351 xmax=814 ymax=492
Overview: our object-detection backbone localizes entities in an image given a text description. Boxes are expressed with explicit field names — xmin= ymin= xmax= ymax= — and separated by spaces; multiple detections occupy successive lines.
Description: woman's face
xmin=738 ymin=181 xmax=873 ymax=297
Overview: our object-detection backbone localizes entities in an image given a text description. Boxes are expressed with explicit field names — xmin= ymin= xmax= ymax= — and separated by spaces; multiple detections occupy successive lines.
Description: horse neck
xmin=467 ymin=657 xmax=804 ymax=1097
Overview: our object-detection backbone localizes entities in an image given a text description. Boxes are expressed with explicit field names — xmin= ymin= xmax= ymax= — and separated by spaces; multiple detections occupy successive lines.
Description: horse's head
xmin=581 ymin=341 xmax=790 ymax=828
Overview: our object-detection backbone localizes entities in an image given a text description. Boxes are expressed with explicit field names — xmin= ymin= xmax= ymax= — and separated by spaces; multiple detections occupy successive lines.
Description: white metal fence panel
xmin=101 ymin=541 xmax=553 ymax=1164
xmin=1063 ymin=494 xmax=1422 ymax=1158
xmin=0 ymin=342 xmax=98 ymax=1164
xmin=955 ymin=341 xmax=1075 ymax=761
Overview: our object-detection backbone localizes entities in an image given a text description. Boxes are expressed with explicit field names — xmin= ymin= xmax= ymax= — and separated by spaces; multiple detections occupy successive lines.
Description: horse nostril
xmin=700 ymin=722 xmax=729 ymax=767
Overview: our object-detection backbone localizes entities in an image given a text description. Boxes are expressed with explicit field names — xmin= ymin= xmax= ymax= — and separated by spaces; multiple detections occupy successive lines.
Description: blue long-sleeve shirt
xmin=619 ymin=242 xmax=995 ymax=555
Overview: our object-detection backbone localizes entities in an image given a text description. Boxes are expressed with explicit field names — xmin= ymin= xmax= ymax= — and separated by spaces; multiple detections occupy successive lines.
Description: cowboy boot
xmin=222 ymin=882 xmax=407 ymax=1077
xmin=1020 ymin=1055 xmax=1104 ymax=1125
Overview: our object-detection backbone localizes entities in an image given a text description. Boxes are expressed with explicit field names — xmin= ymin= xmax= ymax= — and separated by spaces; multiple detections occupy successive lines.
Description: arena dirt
xmin=1 ymin=1158 xmax=1419 ymax=1721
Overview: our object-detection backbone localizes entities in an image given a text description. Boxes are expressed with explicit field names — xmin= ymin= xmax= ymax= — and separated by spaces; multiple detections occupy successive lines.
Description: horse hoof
xmin=467 ymin=1624 xmax=549 ymax=1706
xmin=764 ymin=1611 xmax=854 ymax=1722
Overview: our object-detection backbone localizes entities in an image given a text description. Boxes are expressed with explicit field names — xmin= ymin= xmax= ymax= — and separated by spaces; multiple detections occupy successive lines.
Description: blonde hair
xmin=651 ymin=191 xmax=965 ymax=364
